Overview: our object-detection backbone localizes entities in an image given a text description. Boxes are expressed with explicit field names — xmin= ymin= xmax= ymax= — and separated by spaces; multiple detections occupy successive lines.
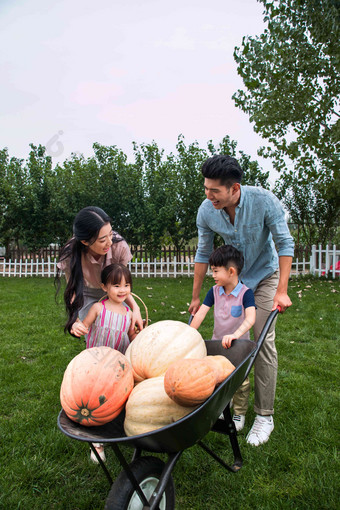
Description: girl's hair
xmin=101 ymin=263 xmax=133 ymax=290
xmin=55 ymin=206 xmax=124 ymax=335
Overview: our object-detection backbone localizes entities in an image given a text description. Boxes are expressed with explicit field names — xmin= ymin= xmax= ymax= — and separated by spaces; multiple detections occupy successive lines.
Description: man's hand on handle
xmin=272 ymin=291 xmax=292 ymax=313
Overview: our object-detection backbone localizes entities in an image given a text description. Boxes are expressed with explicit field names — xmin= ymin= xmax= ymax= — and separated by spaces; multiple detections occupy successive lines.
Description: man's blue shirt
xmin=195 ymin=185 xmax=294 ymax=291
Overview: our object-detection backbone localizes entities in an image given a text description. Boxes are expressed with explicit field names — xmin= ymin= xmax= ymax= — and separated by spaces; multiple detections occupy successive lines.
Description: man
xmin=189 ymin=154 xmax=294 ymax=446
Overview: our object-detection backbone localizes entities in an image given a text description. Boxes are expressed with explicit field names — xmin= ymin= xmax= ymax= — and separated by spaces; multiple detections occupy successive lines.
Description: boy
xmin=190 ymin=244 xmax=256 ymax=432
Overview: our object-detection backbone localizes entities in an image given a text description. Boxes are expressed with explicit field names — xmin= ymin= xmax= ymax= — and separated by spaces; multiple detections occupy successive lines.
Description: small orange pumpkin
xmin=60 ymin=346 xmax=134 ymax=426
xmin=204 ymin=355 xmax=236 ymax=384
xmin=164 ymin=358 xmax=216 ymax=407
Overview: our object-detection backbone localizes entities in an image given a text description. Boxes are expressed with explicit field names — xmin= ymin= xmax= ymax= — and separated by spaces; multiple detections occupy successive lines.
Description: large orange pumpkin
xmin=125 ymin=320 xmax=207 ymax=382
xmin=60 ymin=346 xmax=134 ymax=426
xmin=164 ymin=358 xmax=217 ymax=407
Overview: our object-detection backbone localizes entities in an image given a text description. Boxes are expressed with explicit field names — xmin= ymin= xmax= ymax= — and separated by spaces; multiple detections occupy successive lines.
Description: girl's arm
xmin=71 ymin=303 xmax=101 ymax=337
xmin=125 ymin=294 xmax=143 ymax=331
xmin=127 ymin=310 xmax=137 ymax=341
xmin=189 ymin=304 xmax=210 ymax=330
xmin=222 ymin=306 xmax=256 ymax=349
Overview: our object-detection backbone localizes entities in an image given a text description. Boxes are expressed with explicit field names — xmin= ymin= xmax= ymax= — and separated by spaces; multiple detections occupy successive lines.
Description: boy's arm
xmin=189 ymin=304 xmax=210 ymax=330
xmin=222 ymin=306 xmax=256 ymax=348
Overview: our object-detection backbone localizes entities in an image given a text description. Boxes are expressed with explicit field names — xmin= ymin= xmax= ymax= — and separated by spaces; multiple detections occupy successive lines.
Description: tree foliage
xmin=0 ymin=136 xmax=269 ymax=256
xmin=233 ymin=0 xmax=340 ymax=249
xmin=233 ymin=0 xmax=339 ymax=175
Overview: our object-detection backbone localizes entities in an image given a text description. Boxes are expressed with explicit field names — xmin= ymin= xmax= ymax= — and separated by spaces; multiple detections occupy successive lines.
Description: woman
xmin=55 ymin=206 xmax=143 ymax=336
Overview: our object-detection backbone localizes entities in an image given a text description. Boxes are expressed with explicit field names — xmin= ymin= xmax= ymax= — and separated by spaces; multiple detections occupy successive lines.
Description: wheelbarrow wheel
xmin=104 ymin=456 xmax=175 ymax=510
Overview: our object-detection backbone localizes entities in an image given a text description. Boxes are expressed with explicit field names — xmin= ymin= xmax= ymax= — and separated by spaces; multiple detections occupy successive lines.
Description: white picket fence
xmin=0 ymin=244 xmax=339 ymax=279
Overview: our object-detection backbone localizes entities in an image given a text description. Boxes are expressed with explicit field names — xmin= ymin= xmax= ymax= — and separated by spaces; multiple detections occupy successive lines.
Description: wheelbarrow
xmin=58 ymin=308 xmax=280 ymax=509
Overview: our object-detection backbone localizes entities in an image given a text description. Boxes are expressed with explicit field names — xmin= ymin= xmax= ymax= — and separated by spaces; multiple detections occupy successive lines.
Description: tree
xmin=233 ymin=0 xmax=339 ymax=175
xmin=132 ymin=141 xmax=179 ymax=253
xmin=274 ymin=169 xmax=339 ymax=251
xmin=0 ymin=149 xmax=26 ymax=256
xmin=92 ymin=143 xmax=145 ymax=245
xmin=233 ymin=0 xmax=339 ymax=243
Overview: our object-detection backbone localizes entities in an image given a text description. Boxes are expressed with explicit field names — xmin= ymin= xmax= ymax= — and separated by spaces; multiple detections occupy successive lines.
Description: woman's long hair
xmin=55 ymin=206 xmax=123 ymax=335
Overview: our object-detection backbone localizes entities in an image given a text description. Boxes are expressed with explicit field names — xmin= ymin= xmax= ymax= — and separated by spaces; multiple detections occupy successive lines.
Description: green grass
xmin=0 ymin=276 xmax=339 ymax=509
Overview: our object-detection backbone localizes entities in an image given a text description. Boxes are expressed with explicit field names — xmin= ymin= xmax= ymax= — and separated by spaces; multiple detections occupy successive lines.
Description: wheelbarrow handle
xmin=188 ymin=306 xmax=281 ymax=333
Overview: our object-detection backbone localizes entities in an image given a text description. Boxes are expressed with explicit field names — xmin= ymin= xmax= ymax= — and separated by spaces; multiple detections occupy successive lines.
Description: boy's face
xmin=211 ymin=265 xmax=236 ymax=287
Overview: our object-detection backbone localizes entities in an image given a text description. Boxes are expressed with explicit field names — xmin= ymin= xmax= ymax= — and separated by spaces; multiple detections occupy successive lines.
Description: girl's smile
xmin=103 ymin=276 xmax=131 ymax=303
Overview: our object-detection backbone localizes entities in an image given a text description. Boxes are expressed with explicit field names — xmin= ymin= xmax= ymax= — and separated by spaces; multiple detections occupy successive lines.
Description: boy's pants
xmin=232 ymin=271 xmax=279 ymax=417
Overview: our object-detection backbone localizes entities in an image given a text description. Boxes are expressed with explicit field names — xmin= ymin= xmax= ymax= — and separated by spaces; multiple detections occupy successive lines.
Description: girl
xmin=55 ymin=206 xmax=143 ymax=335
xmin=71 ymin=263 xmax=137 ymax=351
xmin=71 ymin=263 xmax=137 ymax=464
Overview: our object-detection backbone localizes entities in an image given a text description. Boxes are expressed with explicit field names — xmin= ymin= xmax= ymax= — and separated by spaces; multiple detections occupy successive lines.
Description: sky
xmin=0 ymin=0 xmax=278 ymax=183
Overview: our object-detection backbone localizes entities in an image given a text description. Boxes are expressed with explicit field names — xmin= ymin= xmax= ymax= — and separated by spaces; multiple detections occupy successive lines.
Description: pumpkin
xmin=124 ymin=376 xmax=197 ymax=436
xmin=164 ymin=359 xmax=217 ymax=407
xmin=204 ymin=355 xmax=236 ymax=384
xmin=125 ymin=320 xmax=206 ymax=382
xmin=60 ymin=346 xmax=134 ymax=426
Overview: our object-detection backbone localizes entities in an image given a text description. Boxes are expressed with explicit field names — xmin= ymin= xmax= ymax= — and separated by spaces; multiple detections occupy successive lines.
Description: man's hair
xmin=209 ymin=244 xmax=244 ymax=275
xmin=201 ymin=155 xmax=243 ymax=187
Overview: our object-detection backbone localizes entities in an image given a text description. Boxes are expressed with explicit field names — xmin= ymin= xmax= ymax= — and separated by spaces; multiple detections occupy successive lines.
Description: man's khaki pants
xmin=232 ymin=271 xmax=279 ymax=416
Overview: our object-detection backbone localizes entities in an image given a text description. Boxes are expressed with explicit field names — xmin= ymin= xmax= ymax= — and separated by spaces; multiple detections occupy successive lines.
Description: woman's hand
xmin=70 ymin=319 xmax=88 ymax=337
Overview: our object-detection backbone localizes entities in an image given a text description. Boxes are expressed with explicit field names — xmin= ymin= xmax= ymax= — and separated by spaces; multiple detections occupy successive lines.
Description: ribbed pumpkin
xmin=60 ymin=346 xmax=134 ymax=426
xmin=124 ymin=376 xmax=197 ymax=436
xmin=204 ymin=355 xmax=236 ymax=384
xmin=124 ymin=320 xmax=207 ymax=382
xmin=164 ymin=358 xmax=217 ymax=407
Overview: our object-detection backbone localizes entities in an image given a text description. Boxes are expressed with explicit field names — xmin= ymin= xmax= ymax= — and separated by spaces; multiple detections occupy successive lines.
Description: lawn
xmin=0 ymin=275 xmax=339 ymax=509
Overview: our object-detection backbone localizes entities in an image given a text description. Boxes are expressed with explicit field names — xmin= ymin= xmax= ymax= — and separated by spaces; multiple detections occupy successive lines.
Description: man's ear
xmin=231 ymin=182 xmax=241 ymax=195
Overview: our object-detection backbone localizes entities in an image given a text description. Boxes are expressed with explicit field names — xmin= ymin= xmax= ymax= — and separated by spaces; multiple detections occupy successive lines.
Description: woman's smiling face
xmin=83 ymin=222 xmax=113 ymax=257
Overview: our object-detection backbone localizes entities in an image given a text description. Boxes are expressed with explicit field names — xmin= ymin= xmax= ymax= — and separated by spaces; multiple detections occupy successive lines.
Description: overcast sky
xmin=0 ymin=0 xmax=277 ymax=182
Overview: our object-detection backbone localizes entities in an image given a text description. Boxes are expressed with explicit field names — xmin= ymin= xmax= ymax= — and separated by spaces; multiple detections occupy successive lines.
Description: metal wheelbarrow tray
xmin=58 ymin=309 xmax=279 ymax=509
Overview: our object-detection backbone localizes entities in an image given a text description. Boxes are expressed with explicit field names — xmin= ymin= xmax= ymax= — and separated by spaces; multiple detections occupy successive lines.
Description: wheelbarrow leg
xmin=223 ymin=404 xmax=243 ymax=471
xmin=89 ymin=443 xmax=113 ymax=485
xmin=201 ymin=403 xmax=243 ymax=472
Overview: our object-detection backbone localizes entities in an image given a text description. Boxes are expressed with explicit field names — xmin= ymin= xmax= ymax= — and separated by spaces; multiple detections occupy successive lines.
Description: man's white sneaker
xmin=232 ymin=414 xmax=245 ymax=432
xmin=246 ymin=415 xmax=274 ymax=446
